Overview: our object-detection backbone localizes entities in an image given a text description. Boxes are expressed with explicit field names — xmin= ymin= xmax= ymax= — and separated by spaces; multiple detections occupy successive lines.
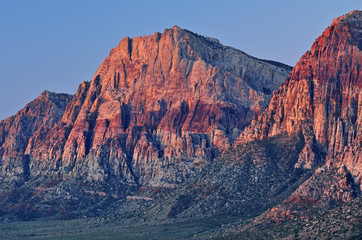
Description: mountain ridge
xmin=21 ymin=25 xmax=291 ymax=188
xmin=0 ymin=11 xmax=360 ymax=240
xmin=237 ymin=10 xmax=361 ymax=174
xmin=0 ymin=91 xmax=72 ymax=185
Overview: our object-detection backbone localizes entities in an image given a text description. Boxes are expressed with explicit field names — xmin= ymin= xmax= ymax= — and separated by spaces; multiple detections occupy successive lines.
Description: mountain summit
xmin=237 ymin=10 xmax=361 ymax=176
xmin=21 ymin=26 xmax=291 ymax=187
xmin=0 ymin=12 xmax=360 ymax=239
xmin=144 ymin=11 xmax=361 ymax=238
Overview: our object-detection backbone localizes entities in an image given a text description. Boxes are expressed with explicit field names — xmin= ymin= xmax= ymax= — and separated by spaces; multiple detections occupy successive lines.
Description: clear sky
xmin=0 ymin=0 xmax=360 ymax=120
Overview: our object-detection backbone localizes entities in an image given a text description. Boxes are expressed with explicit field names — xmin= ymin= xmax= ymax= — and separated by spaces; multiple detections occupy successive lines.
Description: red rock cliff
xmin=25 ymin=26 xmax=291 ymax=187
xmin=237 ymin=10 xmax=362 ymax=184
xmin=0 ymin=91 xmax=72 ymax=182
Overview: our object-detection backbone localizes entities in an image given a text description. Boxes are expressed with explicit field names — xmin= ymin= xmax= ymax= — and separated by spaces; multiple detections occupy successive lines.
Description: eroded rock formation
xmin=21 ymin=26 xmax=291 ymax=187
xmin=0 ymin=91 xmax=72 ymax=183
xmin=237 ymin=11 xmax=362 ymax=183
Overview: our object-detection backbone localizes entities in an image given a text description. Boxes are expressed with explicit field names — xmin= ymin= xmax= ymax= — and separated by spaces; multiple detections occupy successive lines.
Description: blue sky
xmin=0 ymin=0 xmax=360 ymax=120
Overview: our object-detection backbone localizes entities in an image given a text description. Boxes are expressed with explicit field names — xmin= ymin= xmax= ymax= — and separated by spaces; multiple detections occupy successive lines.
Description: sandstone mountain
xmin=237 ymin=10 xmax=361 ymax=180
xmin=222 ymin=10 xmax=362 ymax=236
xmin=0 ymin=11 xmax=360 ymax=239
xmin=21 ymin=26 xmax=291 ymax=187
xmin=0 ymin=91 xmax=72 ymax=185
xmin=121 ymin=10 xmax=361 ymax=237
xmin=128 ymin=11 xmax=361 ymax=239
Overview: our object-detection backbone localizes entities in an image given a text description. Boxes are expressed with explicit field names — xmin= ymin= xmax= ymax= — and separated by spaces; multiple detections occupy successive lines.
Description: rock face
xmin=22 ymin=26 xmax=291 ymax=187
xmin=0 ymin=12 xmax=360 ymax=230
xmin=0 ymin=91 xmax=72 ymax=183
xmin=237 ymin=11 xmax=362 ymax=183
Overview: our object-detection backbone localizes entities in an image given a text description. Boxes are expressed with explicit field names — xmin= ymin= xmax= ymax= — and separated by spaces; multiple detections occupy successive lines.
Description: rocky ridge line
xmin=0 ymin=91 xmax=73 ymax=184
xmin=236 ymin=10 xmax=361 ymax=182
xmin=22 ymin=26 xmax=291 ymax=187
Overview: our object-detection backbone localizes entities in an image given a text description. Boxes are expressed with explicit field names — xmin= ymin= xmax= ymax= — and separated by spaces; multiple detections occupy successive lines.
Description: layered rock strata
xmin=24 ymin=26 xmax=291 ymax=187
xmin=0 ymin=91 xmax=72 ymax=183
xmin=237 ymin=11 xmax=362 ymax=185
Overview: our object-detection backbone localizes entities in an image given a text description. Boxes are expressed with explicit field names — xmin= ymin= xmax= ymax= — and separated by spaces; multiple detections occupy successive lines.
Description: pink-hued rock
xmin=228 ymin=13 xmax=362 ymax=231
xmin=24 ymin=26 xmax=291 ymax=187
xmin=236 ymin=11 xmax=362 ymax=182
xmin=0 ymin=91 xmax=72 ymax=182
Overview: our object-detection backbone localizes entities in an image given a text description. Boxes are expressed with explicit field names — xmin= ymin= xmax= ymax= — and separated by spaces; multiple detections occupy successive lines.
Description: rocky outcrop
xmin=0 ymin=12 xmax=360 ymax=228
xmin=24 ymin=26 xmax=291 ymax=187
xmin=225 ymin=12 xmax=362 ymax=232
xmin=0 ymin=91 xmax=72 ymax=183
xmin=237 ymin=11 xmax=362 ymax=181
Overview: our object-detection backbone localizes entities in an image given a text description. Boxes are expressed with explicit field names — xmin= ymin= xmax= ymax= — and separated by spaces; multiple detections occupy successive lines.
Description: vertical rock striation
xmin=0 ymin=91 xmax=72 ymax=183
xmin=237 ymin=11 xmax=362 ymax=181
xmin=24 ymin=26 xmax=291 ymax=187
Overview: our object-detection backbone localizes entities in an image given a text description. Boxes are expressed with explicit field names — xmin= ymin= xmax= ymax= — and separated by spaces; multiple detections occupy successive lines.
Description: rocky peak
xmin=0 ymin=91 xmax=72 ymax=154
xmin=0 ymin=91 xmax=72 ymax=183
xmin=37 ymin=90 xmax=73 ymax=106
xmin=24 ymin=26 xmax=291 ymax=187
xmin=95 ymin=26 xmax=291 ymax=98
xmin=313 ymin=10 xmax=362 ymax=55
xmin=236 ymin=10 xmax=361 ymax=182
xmin=331 ymin=10 xmax=362 ymax=27
xmin=39 ymin=89 xmax=60 ymax=99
